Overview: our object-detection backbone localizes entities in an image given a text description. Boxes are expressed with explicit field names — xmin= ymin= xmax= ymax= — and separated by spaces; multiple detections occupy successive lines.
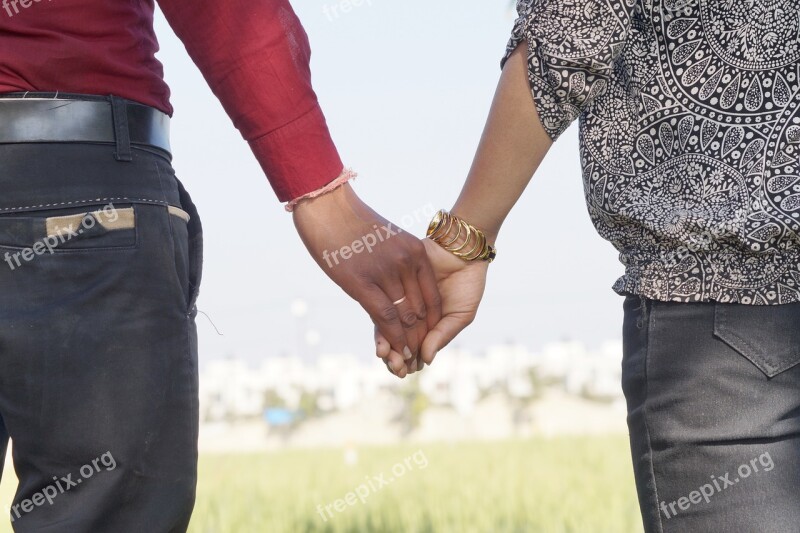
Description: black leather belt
xmin=0 ymin=94 xmax=171 ymax=159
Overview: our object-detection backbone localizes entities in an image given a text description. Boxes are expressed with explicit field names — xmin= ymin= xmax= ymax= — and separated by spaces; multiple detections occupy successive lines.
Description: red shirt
xmin=0 ymin=0 xmax=343 ymax=202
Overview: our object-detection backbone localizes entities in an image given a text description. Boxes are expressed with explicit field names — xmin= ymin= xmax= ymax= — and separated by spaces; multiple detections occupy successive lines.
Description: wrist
xmin=285 ymin=168 xmax=357 ymax=213
xmin=292 ymin=183 xmax=384 ymax=253
xmin=292 ymin=181 xmax=354 ymax=221
xmin=449 ymin=205 xmax=500 ymax=245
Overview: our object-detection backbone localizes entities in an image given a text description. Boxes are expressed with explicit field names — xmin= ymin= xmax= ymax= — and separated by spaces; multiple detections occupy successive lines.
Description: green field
xmin=1 ymin=436 xmax=642 ymax=532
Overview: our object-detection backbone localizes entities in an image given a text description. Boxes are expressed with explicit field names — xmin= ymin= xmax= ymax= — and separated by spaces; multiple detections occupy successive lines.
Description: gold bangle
xmin=441 ymin=221 xmax=461 ymax=248
xmin=453 ymin=221 xmax=479 ymax=258
xmin=430 ymin=211 xmax=453 ymax=242
xmin=456 ymin=228 xmax=484 ymax=259
xmin=426 ymin=210 xmax=447 ymax=240
xmin=469 ymin=231 xmax=487 ymax=260
xmin=450 ymin=220 xmax=472 ymax=253
xmin=426 ymin=209 xmax=496 ymax=263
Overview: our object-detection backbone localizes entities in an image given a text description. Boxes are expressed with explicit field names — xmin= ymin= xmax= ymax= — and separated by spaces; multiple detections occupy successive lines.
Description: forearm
xmin=451 ymin=43 xmax=553 ymax=242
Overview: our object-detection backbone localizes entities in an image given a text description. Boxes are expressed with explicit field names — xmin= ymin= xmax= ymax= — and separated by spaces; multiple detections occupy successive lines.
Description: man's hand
xmin=293 ymin=183 xmax=441 ymax=375
xmin=376 ymin=238 xmax=488 ymax=374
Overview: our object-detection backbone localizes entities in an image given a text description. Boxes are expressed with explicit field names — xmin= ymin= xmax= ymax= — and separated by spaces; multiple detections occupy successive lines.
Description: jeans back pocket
xmin=714 ymin=302 xmax=800 ymax=378
xmin=0 ymin=204 xmax=138 ymax=271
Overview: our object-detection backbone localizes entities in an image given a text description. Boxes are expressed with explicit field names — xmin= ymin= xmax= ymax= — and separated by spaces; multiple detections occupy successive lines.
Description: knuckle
xmin=379 ymin=305 xmax=400 ymax=324
xmin=394 ymin=249 xmax=412 ymax=265
xmin=400 ymin=310 xmax=418 ymax=328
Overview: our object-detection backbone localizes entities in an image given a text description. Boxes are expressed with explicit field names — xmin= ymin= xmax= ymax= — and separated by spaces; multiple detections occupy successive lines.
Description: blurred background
xmin=1 ymin=0 xmax=643 ymax=531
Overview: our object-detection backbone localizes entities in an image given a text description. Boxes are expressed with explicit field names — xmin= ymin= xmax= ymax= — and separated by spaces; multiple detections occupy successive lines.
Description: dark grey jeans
xmin=622 ymin=294 xmax=800 ymax=532
xmin=0 ymin=141 xmax=203 ymax=532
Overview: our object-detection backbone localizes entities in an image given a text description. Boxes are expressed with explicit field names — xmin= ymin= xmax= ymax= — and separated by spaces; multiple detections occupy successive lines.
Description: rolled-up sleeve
xmin=157 ymin=0 xmax=344 ymax=202
xmin=502 ymin=0 xmax=636 ymax=141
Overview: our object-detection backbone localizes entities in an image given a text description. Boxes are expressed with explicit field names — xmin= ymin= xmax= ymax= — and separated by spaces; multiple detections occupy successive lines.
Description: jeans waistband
xmin=0 ymin=143 xmax=181 ymax=214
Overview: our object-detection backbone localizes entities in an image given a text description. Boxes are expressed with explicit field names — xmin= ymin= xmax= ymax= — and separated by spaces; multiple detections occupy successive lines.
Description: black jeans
xmin=622 ymin=295 xmax=800 ymax=532
xmin=0 ymin=142 xmax=202 ymax=532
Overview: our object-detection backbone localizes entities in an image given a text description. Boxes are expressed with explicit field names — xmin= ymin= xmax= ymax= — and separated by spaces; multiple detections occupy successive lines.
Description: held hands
xmin=293 ymin=183 xmax=487 ymax=378
xmin=293 ymin=183 xmax=442 ymax=365
xmin=375 ymin=238 xmax=489 ymax=377
xmin=288 ymin=35 xmax=541 ymax=377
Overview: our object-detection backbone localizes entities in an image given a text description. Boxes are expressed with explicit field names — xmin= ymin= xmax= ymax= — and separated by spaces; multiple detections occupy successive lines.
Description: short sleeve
xmin=502 ymin=0 xmax=636 ymax=141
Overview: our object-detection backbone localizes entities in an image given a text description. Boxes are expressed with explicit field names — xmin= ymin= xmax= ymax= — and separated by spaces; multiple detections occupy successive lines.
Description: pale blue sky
xmin=153 ymin=0 xmax=625 ymax=364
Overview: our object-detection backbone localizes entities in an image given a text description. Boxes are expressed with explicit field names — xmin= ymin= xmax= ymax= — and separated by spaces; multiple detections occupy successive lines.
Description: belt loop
xmin=637 ymin=294 xmax=649 ymax=329
xmin=109 ymin=95 xmax=133 ymax=162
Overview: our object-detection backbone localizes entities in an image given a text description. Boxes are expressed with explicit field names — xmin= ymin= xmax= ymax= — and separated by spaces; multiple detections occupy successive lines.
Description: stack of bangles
xmin=426 ymin=209 xmax=496 ymax=263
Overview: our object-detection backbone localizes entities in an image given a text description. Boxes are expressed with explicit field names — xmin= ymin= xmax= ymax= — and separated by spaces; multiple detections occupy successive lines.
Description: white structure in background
xmin=200 ymin=352 xmax=398 ymax=422
xmin=418 ymin=344 xmax=537 ymax=416
xmin=315 ymin=353 xmax=390 ymax=411
xmin=199 ymin=357 xmax=266 ymax=420
xmin=198 ymin=340 xmax=625 ymax=423
xmin=487 ymin=344 xmax=537 ymax=399
xmin=417 ymin=347 xmax=479 ymax=411
xmin=563 ymin=340 xmax=623 ymax=400
xmin=538 ymin=340 xmax=589 ymax=380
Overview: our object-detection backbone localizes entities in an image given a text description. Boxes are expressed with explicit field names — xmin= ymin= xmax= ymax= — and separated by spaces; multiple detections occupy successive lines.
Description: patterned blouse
xmin=504 ymin=0 xmax=800 ymax=304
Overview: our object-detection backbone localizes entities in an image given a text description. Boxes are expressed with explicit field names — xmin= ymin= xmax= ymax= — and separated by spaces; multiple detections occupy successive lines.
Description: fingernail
xmin=403 ymin=346 xmax=413 ymax=360
xmin=426 ymin=351 xmax=437 ymax=366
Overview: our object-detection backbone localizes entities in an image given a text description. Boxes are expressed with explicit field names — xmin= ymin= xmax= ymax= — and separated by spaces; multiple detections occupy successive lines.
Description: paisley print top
xmin=504 ymin=0 xmax=800 ymax=304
